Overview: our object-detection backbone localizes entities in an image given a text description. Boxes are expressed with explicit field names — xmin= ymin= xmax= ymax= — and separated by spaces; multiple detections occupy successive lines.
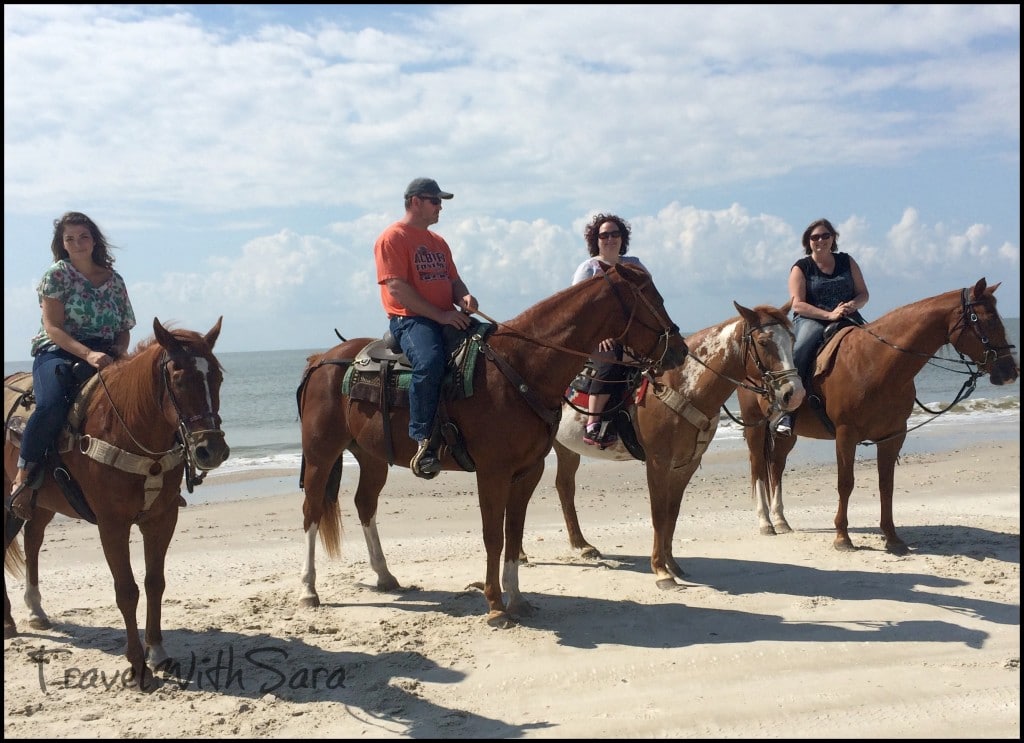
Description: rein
xmin=471 ymin=271 xmax=680 ymax=375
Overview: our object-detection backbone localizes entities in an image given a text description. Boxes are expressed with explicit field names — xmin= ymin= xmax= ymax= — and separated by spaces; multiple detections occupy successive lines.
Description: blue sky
xmin=4 ymin=4 xmax=1020 ymax=360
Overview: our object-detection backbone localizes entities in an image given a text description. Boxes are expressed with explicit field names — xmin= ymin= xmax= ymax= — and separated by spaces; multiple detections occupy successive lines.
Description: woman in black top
xmin=775 ymin=217 xmax=869 ymax=435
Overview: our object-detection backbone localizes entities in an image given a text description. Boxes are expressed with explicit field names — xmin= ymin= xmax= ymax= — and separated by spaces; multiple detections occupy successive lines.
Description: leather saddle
xmin=4 ymin=362 xmax=102 ymax=523
xmin=565 ymin=362 xmax=647 ymax=462
xmin=795 ymin=318 xmax=863 ymax=436
xmin=344 ymin=319 xmax=495 ymax=471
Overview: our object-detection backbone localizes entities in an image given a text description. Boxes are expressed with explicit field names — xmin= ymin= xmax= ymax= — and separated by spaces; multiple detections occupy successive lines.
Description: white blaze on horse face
xmin=768 ymin=325 xmax=798 ymax=369
xmin=195 ymin=357 xmax=216 ymax=414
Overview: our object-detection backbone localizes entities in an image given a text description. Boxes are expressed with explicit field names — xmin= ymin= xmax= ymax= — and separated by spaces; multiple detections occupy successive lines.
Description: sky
xmin=4 ymin=4 xmax=1020 ymax=361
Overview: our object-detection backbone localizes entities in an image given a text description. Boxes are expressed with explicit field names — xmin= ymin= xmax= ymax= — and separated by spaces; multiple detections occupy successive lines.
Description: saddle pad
xmin=342 ymin=326 xmax=490 ymax=406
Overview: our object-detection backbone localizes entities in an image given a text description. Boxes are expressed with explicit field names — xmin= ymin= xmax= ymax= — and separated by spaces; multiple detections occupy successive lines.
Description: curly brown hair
xmin=583 ymin=213 xmax=631 ymax=257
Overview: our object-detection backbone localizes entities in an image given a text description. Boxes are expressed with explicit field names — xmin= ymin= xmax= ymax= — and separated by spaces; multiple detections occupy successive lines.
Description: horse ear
xmin=734 ymin=301 xmax=756 ymax=326
xmin=153 ymin=317 xmax=171 ymax=344
xmin=972 ymin=278 xmax=989 ymax=299
xmin=780 ymin=298 xmax=793 ymax=315
xmin=205 ymin=316 xmax=223 ymax=348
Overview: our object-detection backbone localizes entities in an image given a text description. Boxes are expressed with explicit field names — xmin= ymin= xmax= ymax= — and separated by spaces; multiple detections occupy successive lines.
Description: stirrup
xmin=410 ymin=440 xmax=441 ymax=480
xmin=6 ymin=481 xmax=37 ymax=522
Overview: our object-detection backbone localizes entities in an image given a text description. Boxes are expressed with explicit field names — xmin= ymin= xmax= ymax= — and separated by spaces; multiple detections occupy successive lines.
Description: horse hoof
xmin=833 ymin=539 xmax=857 ymax=552
xmin=485 ymin=611 xmax=516 ymax=629
xmin=886 ymin=542 xmax=910 ymax=556
xmin=298 ymin=595 xmax=321 ymax=609
xmin=27 ymin=616 xmax=52 ymax=631
xmin=507 ymin=598 xmax=536 ymax=618
xmin=147 ymin=645 xmax=170 ymax=669
xmin=4 ymin=623 xmax=17 ymax=639
xmin=759 ymin=525 xmax=777 ymax=536
xmin=655 ymin=577 xmax=680 ymax=591
xmin=580 ymin=546 xmax=602 ymax=560
xmin=774 ymin=522 xmax=793 ymax=535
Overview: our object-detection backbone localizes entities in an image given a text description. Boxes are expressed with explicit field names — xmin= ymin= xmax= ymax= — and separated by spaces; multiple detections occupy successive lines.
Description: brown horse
xmin=295 ymin=263 xmax=688 ymax=627
xmin=551 ymin=301 xmax=804 ymax=588
xmin=3 ymin=317 xmax=229 ymax=691
xmin=738 ymin=278 xmax=1019 ymax=552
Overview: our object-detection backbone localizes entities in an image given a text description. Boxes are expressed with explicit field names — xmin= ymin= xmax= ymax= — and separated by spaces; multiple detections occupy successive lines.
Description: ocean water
xmin=4 ymin=319 xmax=1019 ymax=479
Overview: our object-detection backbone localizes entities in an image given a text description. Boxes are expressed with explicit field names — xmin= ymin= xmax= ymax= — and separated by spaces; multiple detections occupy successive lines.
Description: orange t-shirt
xmin=374 ymin=222 xmax=462 ymax=317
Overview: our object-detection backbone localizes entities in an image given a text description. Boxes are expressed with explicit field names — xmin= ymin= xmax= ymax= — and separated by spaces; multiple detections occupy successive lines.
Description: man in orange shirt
xmin=374 ymin=178 xmax=478 ymax=478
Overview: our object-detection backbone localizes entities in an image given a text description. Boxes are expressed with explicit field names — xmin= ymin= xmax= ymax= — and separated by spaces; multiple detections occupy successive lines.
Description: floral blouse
xmin=29 ymin=259 xmax=136 ymax=356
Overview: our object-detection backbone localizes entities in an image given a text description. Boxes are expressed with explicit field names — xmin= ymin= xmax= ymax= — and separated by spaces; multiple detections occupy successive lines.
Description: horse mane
xmin=504 ymin=261 xmax=653 ymax=330
xmin=866 ymin=286 xmax=967 ymax=333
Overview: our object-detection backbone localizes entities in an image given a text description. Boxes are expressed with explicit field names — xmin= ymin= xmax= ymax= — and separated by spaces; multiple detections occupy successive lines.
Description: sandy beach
xmin=3 ymin=434 xmax=1019 ymax=738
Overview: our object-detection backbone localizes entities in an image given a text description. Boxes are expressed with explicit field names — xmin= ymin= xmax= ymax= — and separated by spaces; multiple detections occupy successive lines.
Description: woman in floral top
xmin=7 ymin=212 xmax=136 ymax=520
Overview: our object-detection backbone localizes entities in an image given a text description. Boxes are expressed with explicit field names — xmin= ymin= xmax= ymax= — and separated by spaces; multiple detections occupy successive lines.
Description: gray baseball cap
xmin=404 ymin=178 xmax=453 ymax=199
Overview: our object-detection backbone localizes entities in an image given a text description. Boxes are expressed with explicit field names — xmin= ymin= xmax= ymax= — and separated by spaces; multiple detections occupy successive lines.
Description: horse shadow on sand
xmin=480 ymin=522 xmax=1018 ymax=650
xmin=9 ymin=620 xmax=552 ymax=738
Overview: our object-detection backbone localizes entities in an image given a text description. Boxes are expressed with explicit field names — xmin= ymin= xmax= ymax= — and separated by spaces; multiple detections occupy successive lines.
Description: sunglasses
xmin=809 ymin=232 xmax=833 ymax=242
xmin=417 ymin=195 xmax=442 ymax=206
xmin=598 ymin=231 xmax=622 ymax=240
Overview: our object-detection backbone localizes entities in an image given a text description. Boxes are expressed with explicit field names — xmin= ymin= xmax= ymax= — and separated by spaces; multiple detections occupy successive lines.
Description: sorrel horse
xmin=551 ymin=301 xmax=804 ymax=588
xmin=738 ymin=278 xmax=1018 ymax=552
xmin=295 ymin=263 xmax=688 ymax=627
xmin=3 ymin=317 xmax=229 ymax=691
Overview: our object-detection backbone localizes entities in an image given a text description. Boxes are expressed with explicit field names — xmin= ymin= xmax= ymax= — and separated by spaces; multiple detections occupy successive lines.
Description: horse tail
xmin=4 ymin=528 xmax=26 ymax=579
xmin=318 ymin=454 xmax=345 ymax=558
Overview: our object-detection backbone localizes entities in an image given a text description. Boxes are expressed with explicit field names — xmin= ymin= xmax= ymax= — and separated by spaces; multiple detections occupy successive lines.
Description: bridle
xmin=78 ymin=347 xmax=226 ymax=501
xmin=158 ymin=352 xmax=226 ymax=474
xmin=603 ymin=271 xmax=681 ymax=375
xmin=689 ymin=319 xmax=799 ymax=403
xmin=949 ymin=288 xmax=1017 ymax=372
xmin=475 ymin=268 xmax=683 ymax=375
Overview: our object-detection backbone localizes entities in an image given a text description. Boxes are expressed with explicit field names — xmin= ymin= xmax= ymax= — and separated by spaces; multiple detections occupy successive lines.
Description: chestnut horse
xmin=3 ymin=317 xmax=229 ymax=691
xmin=738 ymin=278 xmax=1018 ymax=552
xmin=295 ymin=263 xmax=688 ymax=628
xmin=551 ymin=301 xmax=804 ymax=588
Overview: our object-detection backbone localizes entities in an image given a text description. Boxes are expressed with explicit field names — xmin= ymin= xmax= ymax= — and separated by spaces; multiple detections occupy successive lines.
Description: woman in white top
xmin=571 ymin=213 xmax=648 ymax=447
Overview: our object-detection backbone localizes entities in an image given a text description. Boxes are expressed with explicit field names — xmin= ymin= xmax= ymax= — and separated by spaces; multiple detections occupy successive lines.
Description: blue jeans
xmin=792 ymin=315 xmax=828 ymax=388
xmin=389 ymin=315 xmax=446 ymax=443
xmin=18 ymin=349 xmax=78 ymax=469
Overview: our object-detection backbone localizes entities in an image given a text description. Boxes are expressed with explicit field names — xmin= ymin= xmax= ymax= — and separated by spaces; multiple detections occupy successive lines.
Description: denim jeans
xmin=18 ymin=349 xmax=77 ymax=469
xmin=389 ymin=315 xmax=446 ymax=442
xmin=792 ymin=315 xmax=827 ymax=388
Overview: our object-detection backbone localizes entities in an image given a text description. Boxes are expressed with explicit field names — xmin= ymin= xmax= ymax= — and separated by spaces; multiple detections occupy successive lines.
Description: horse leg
xmin=475 ymin=472 xmax=514 ymax=628
xmin=4 ymin=512 xmax=28 ymax=637
xmin=97 ymin=520 xmax=153 ymax=692
xmin=765 ymin=435 xmax=796 ymax=535
xmin=746 ymin=424 xmax=780 ymax=536
xmin=646 ymin=463 xmax=694 ymax=589
xmin=876 ymin=436 xmax=909 ymax=555
xmin=501 ymin=460 xmax=544 ymax=619
xmin=352 ymin=454 xmax=400 ymax=591
xmin=138 ymin=507 xmax=179 ymax=670
xmin=299 ymin=452 xmax=346 ymax=607
xmin=552 ymin=440 xmax=601 ymax=559
xmin=832 ymin=434 xmax=859 ymax=552
xmin=21 ymin=510 xmax=55 ymax=630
